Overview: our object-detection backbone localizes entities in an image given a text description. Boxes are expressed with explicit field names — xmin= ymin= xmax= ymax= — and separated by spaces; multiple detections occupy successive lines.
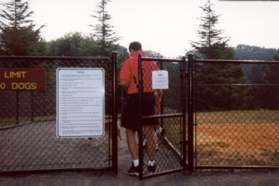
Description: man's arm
xmin=119 ymin=61 xmax=130 ymax=87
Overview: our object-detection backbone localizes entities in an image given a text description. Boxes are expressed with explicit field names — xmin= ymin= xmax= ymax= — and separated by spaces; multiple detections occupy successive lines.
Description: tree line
xmin=0 ymin=0 xmax=129 ymax=63
xmin=1 ymin=0 xmax=279 ymax=111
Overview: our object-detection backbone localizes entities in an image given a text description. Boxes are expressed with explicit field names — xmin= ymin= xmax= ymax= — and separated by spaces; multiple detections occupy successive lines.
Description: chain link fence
xmin=0 ymin=56 xmax=117 ymax=172
xmin=2 ymin=54 xmax=278 ymax=175
xmin=193 ymin=59 xmax=279 ymax=169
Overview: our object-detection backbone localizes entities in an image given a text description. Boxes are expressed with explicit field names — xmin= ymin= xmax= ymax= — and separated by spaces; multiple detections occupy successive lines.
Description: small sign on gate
xmin=152 ymin=70 xmax=169 ymax=89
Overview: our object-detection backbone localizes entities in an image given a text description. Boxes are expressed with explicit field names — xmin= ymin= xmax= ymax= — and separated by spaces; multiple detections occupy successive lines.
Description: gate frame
xmin=137 ymin=55 xmax=195 ymax=179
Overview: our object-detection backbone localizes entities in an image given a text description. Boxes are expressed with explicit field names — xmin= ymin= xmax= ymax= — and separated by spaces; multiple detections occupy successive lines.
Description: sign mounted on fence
xmin=152 ymin=70 xmax=169 ymax=89
xmin=0 ymin=68 xmax=46 ymax=91
xmin=56 ymin=68 xmax=105 ymax=138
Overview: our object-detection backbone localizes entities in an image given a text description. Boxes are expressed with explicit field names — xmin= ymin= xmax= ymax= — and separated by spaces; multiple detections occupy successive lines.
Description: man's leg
xmin=143 ymin=125 xmax=156 ymax=162
xmin=126 ymin=128 xmax=139 ymax=160
xmin=126 ymin=128 xmax=140 ymax=176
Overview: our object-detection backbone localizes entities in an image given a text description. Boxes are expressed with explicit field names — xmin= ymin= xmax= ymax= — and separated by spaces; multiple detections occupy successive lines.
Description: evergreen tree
xmin=0 ymin=0 xmax=44 ymax=55
xmin=191 ymin=0 xmax=246 ymax=111
xmin=191 ymin=0 xmax=230 ymax=59
xmin=91 ymin=0 xmax=119 ymax=56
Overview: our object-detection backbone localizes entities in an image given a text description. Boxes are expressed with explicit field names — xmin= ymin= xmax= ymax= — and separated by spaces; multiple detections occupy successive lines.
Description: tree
xmin=234 ymin=44 xmax=277 ymax=60
xmin=45 ymin=32 xmax=129 ymax=70
xmin=91 ymin=0 xmax=119 ymax=56
xmin=236 ymin=47 xmax=279 ymax=110
xmin=256 ymin=49 xmax=279 ymax=109
xmin=46 ymin=32 xmax=98 ymax=56
xmin=191 ymin=0 xmax=230 ymax=59
xmin=274 ymin=49 xmax=279 ymax=61
xmin=115 ymin=44 xmax=129 ymax=68
xmin=191 ymin=0 xmax=246 ymax=111
xmin=145 ymin=50 xmax=164 ymax=58
xmin=0 ymin=0 xmax=45 ymax=55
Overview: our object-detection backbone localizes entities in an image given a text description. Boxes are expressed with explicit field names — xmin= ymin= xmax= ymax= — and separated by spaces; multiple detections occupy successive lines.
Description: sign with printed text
xmin=0 ymin=68 xmax=46 ymax=91
xmin=56 ymin=68 xmax=105 ymax=138
xmin=152 ymin=70 xmax=169 ymax=89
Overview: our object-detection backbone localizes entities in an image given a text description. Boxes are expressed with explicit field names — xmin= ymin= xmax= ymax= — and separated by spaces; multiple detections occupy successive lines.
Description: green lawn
xmin=195 ymin=110 xmax=279 ymax=125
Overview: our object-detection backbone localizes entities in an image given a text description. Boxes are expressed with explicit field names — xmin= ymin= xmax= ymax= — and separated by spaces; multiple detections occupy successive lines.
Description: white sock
xmin=133 ymin=159 xmax=139 ymax=167
xmin=155 ymin=127 xmax=162 ymax=135
xmin=148 ymin=160 xmax=155 ymax=166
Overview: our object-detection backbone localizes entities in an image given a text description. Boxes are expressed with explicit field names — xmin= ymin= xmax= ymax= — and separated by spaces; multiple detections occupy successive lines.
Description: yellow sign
xmin=0 ymin=68 xmax=46 ymax=91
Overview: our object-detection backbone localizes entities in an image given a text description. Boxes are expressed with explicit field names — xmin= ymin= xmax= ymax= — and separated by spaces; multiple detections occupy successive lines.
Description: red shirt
xmin=119 ymin=51 xmax=159 ymax=94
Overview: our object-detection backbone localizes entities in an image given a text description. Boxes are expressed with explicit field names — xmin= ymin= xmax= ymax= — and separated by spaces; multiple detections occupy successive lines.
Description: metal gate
xmin=136 ymin=54 xmax=279 ymax=179
xmin=137 ymin=55 xmax=194 ymax=179
xmin=0 ymin=54 xmax=118 ymax=173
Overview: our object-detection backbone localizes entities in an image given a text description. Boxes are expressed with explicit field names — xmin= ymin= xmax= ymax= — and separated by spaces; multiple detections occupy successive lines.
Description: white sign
xmin=56 ymin=68 xmax=105 ymax=138
xmin=152 ymin=70 xmax=169 ymax=89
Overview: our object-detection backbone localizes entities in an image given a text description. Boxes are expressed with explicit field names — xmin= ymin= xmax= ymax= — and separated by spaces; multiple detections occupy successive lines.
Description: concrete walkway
xmin=1 ymin=169 xmax=279 ymax=186
xmin=1 ymin=131 xmax=279 ymax=186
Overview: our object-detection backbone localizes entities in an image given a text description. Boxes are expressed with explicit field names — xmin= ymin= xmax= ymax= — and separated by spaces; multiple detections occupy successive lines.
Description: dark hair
xmin=129 ymin=41 xmax=142 ymax=52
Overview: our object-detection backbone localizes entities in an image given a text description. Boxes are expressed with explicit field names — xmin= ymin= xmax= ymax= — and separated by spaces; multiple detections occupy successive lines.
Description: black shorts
xmin=121 ymin=93 xmax=158 ymax=131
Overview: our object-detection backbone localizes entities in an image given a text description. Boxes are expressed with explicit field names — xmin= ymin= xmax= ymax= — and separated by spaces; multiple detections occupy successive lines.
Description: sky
xmin=4 ymin=0 xmax=279 ymax=57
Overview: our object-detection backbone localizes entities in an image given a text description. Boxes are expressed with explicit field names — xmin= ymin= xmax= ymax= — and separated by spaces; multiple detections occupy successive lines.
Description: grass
xmin=195 ymin=110 xmax=279 ymax=125
xmin=161 ymin=109 xmax=279 ymax=166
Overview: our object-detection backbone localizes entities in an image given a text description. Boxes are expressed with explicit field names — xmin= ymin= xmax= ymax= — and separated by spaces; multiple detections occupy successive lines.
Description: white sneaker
xmin=142 ymin=138 xmax=147 ymax=147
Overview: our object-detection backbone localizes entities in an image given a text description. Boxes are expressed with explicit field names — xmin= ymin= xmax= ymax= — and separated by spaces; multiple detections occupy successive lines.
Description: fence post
xmin=181 ymin=56 xmax=187 ymax=171
xmin=111 ymin=52 xmax=118 ymax=174
xmin=137 ymin=54 xmax=144 ymax=179
xmin=159 ymin=61 xmax=164 ymax=126
xmin=31 ymin=92 xmax=34 ymax=122
xmin=16 ymin=91 xmax=19 ymax=124
xmin=187 ymin=54 xmax=194 ymax=173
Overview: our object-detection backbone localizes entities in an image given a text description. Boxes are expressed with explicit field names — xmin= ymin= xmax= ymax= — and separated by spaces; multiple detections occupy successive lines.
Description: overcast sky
xmin=5 ymin=0 xmax=279 ymax=57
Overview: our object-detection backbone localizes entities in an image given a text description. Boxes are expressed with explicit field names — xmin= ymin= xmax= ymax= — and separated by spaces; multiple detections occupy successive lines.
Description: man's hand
xmin=119 ymin=80 xmax=129 ymax=87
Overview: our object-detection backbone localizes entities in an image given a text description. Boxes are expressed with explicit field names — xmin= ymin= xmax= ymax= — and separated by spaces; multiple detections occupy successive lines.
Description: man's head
xmin=129 ymin=41 xmax=142 ymax=53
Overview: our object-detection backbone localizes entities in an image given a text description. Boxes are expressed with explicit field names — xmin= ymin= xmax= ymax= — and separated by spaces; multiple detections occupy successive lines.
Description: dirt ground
xmin=196 ymin=123 xmax=279 ymax=165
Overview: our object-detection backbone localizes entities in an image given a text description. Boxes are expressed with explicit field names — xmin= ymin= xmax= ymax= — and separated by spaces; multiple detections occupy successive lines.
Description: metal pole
xmin=111 ymin=52 xmax=118 ymax=174
xmin=187 ymin=54 xmax=194 ymax=173
xmin=31 ymin=91 xmax=34 ymax=122
xmin=16 ymin=91 xmax=19 ymax=124
xmin=181 ymin=56 xmax=187 ymax=171
xmin=159 ymin=61 xmax=164 ymax=119
xmin=137 ymin=54 xmax=144 ymax=179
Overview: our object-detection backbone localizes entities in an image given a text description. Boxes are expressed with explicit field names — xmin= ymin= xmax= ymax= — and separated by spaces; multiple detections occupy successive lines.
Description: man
xmin=119 ymin=41 xmax=158 ymax=176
